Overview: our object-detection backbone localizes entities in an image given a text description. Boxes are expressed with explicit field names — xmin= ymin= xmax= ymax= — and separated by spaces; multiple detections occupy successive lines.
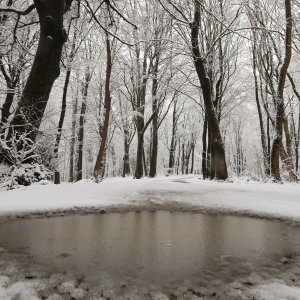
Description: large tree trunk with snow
xmin=8 ymin=0 xmax=73 ymax=144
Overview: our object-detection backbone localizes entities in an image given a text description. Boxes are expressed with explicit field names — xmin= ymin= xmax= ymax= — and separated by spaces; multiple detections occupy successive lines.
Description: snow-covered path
xmin=0 ymin=176 xmax=300 ymax=222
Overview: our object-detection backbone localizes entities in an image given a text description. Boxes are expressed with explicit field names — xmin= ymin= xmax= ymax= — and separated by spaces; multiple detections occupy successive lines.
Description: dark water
xmin=0 ymin=211 xmax=300 ymax=284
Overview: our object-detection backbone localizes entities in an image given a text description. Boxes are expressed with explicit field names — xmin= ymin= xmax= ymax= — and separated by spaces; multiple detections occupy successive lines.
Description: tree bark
xmin=94 ymin=36 xmax=112 ymax=181
xmin=191 ymin=0 xmax=228 ymax=180
xmin=284 ymin=115 xmax=293 ymax=160
xmin=287 ymin=74 xmax=300 ymax=173
xmin=8 ymin=0 xmax=73 ymax=143
xmin=53 ymin=69 xmax=71 ymax=162
xmin=69 ymin=86 xmax=78 ymax=182
xmin=0 ymin=0 xmax=15 ymax=132
xmin=149 ymin=58 xmax=159 ymax=178
xmin=135 ymin=133 xmax=144 ymax=179
xmin=271 ymin=0 xmax=293 ymax=181
xmin=168 ymin=100 xmax=177 ymax=171
xmin=202 ymin=116 xmax=208 ymax=179
xmin=297 ymin=106 xmax=300 ymax=172
xmin=252 ymin=42 xmax=270 ymax=175
xmin=0 ymin=57 xmax=21 ymax=135
xmin=280 ymin=143 xmax=299 ymax=181
xmin=190 ymin=142 xmax=195 ymax=174
xmin=122 ymin=132 xmax=131 ymax=177
xmin=1 ymin=89 xmax=15 ymax=128
xmin=134 ymin=113 xmax=146 ymax=179
xmin=54 ymin=28 xmax=77 ymax=166
xmin=133 ymin=45 xmax=148 ymax=179
xmin=76 ymin=68 xmax=92 ymax=182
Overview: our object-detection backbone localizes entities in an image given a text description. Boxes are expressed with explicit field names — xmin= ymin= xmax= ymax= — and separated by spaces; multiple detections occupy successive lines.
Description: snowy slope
xmin=0 ymin=176 xmax=299 ymax=222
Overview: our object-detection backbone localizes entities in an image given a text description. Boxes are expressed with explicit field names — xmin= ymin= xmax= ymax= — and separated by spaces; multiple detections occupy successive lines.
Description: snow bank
xmin=0 ymin=277 xmax=43 ymax=300
xmin=0 ymin=176 xmax=300 ymax=222
xmin=249 ymin=281 xmax=300 ymax=300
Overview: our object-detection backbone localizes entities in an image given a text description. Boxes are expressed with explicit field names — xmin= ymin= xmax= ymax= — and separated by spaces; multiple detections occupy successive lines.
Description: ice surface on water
xmin=0 ymin=211 xmax=299 ymax=285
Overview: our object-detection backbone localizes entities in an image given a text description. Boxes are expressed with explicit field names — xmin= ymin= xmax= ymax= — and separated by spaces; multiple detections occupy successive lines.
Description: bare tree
xmin=3 ymin=0 xmax=75 ymax=146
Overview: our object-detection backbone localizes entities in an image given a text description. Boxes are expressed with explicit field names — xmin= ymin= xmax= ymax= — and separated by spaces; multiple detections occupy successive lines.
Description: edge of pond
xmin=0 ymin=200 xmax=300 ymax=226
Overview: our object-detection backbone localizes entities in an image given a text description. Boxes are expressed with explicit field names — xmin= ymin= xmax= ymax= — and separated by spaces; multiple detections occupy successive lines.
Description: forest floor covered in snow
xmin=0 ymin=175 xmax=300 ymax=223
xmin=1 ymin=176 xmax=300 ymax=299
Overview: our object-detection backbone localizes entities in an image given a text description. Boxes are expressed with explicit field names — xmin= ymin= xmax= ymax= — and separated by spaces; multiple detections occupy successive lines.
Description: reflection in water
xmin=0 ymin=211 xmax=299 ymax=283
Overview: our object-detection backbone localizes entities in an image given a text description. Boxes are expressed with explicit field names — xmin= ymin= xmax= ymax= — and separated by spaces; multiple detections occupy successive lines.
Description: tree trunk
xmin=168 ymin=100 xmax=177 ymax=171
xmin=190 ymin=142 xmax=195 ymax=174
xmin=76 ymin=68 xmax=92 ymax=182
xmin=8 ymin=0 xmax=72 ymax=143
xmin=134 ymin=101 xmax=146 ymax=179
xmin=207 ymin=127 xmax=212 ymax=178
xmin=191 ymin=0 xmax=228 ymax=180
xmin=149 ymin=60 xmax=159 ymax=178
xmin=181 ymin=143 xmax=185 ymax=175
xmin=1 ymin=87 xmax=15 ymax=127
xmin=69 ymin=88 xmax=78 ymax=183
xmin=185 ymin=143 xmax=192 ymax=175
xmin=202 ymin=116 xmax=208 ymax=179
xmin=134 ymin=133 xmax=144 ymax=179
xmin=122 ymin=133 xmax=131 ymax=177
xmin=133 ymin=44 xmax=148 ymax=179
xmin=283 ymin=115 xmax=294 ymax=165
xmin=252 ymin=41 xmax=270 ymax=175
xmin=267 ymin=101 xmax=271 ymax=172
xmin=297 ymin=106 xmax=300 ymax=172
xmin=54 ymin=69 xmax=71 ymax=163
xmin=143 ymin=145 xmax=148 ymax=177
xmin=149 ymin=123 xmax=158 ymax=177
xmin=287 ymin=75 xmax=300 ymax=173
xmin=280 ymin=143 xmax=299 ymax=181
xmin=271 ymin=0 xmax=292 ymax=181
xmin=0 ymin=0 xmax=16 ymax=134
xmin=54 ymin=28 xmax=77 ymax=166
xmin=75 ymin=100 xmax=86 ymax=182
xmin=176 ymin=139 xmax=181 ymax=175
xmin=94 ymin=36 xmax=112 ymax=181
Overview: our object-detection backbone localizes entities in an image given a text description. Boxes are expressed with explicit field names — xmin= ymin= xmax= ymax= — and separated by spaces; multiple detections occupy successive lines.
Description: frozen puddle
xmin=0 ymin=211 xmax=300 ymax=288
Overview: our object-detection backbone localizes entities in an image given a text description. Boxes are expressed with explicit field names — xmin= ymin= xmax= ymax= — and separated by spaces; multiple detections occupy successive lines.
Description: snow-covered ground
xmin=0 ymin=175 xmax=300 ymax=222
xmin=1 ymin=176 xmax=300 ymax=299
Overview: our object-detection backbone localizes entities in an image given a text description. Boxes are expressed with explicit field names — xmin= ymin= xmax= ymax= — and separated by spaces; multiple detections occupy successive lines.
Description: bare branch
xmin=0 ymin=4 xmax=35 ymax=16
